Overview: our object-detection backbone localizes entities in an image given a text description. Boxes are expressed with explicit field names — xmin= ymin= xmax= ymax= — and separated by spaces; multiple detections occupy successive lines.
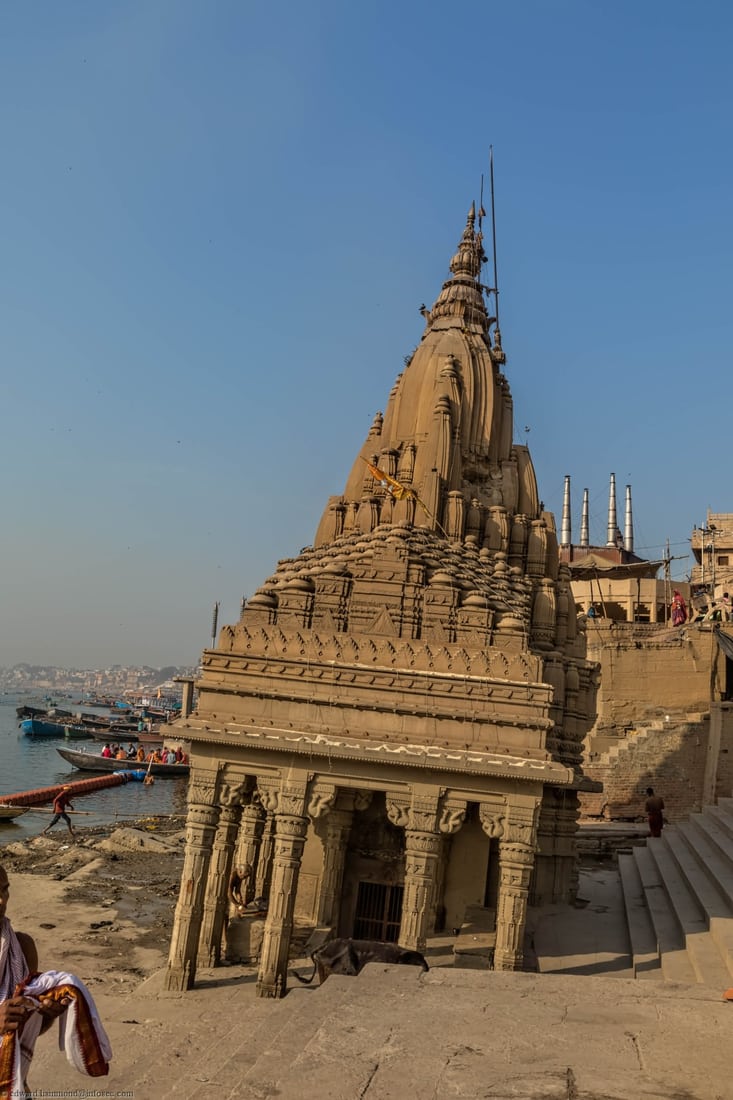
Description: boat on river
xmin=21 ymin=717 xmax=67 ymax=737
xmin=56 ymin=746 xmax=189 ymax=777
xmin=63 ymin=724 xmax=93 ymax=740
xmin=0 ymin=806 xmax=29 ymax=821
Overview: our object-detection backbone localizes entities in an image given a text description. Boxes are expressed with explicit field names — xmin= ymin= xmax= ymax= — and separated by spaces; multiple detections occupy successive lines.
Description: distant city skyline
xmin=2 ymin=2 xmax=730 ymax=667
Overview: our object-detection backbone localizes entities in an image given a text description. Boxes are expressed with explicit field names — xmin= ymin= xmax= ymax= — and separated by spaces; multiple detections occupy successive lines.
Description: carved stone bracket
xmin=386 ymin=796 xmax=410 ymax=828
xmin=353 ymin=789 xmax=373 ymax=813
xmin=219 ymin=779 xmax=250 ymax=809
xmin=439 ymin=798 xmax=467 ymax=835
xmin=387 ymin=790 xmax=441 ymax=833
xmin=479 ymin=799 xmax=506 ymax=839
xmin=257 ymin=780 xmax=281 ymax=814
xmin=307 ymin=783 xmax=337 ymax=820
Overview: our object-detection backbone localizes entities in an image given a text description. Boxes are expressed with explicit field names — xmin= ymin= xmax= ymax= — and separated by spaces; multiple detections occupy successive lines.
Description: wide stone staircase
xmin=618 ymin=795 xmax=733 ymax=987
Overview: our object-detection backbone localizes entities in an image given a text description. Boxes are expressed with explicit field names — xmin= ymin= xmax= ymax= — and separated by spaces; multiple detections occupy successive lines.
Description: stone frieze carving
xmin=214 ymin=623 xmax=544 ymax=683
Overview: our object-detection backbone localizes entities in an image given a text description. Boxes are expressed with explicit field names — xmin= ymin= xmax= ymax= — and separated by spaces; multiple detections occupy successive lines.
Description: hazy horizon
xmin=2 ymin=1 xmax=731 ymax=667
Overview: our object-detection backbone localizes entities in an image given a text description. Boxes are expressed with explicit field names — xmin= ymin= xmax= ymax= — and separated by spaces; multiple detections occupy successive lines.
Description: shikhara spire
xmin=315 ymin=206 xmax=539 ymax=548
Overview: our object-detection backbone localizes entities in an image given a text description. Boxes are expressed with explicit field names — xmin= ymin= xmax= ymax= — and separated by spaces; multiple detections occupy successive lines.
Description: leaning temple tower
xmin=165 ymin=205 xmax=599 ymax=997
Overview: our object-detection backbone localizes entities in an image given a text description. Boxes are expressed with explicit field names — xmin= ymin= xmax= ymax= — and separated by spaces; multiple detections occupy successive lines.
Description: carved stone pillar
xmin=256 ymin=777 xmax=309 ymax=998
xmin=493 ymin=795 xmax=540 ymax=972
xmin=431 ymin=798 xmax=467 ymax=930
xmin=199 ymin=781 xmax=246 ymax=965
xmin=313 ymin=789 xmax=351 ymax=927
xmin=388 ymin=789 xmax=452 ymax=952
xmin=236 ymin=801 xmax=266 ymax=903
xmin=165 ymin=768 xmax=220 ymax=991
xmin=254 ymin=811 xmax=275 ymax=900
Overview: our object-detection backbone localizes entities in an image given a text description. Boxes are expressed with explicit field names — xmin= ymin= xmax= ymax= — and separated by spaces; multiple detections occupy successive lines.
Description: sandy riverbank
xmin=1 ymin=819 xmax=185 ymax=992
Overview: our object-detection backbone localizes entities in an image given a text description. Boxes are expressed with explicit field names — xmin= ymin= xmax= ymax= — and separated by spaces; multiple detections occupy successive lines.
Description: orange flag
xmin=363 ymin=458 xmax=415 ymax=501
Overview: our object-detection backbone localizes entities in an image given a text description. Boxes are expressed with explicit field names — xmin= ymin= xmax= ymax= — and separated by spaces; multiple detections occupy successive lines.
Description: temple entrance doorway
xmin=352 ymin=881 xmax=404 ymax=942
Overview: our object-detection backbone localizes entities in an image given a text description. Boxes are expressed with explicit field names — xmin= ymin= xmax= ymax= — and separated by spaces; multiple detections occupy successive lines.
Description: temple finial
xmin=449 ymin=204 xmax=481 ymax=279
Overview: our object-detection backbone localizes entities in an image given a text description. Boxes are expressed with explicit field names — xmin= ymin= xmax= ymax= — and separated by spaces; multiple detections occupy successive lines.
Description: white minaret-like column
xmin=580 ymin=488 xmax=590 ymax=548
xmin=560 ymin=475 xmax=572 ymax=547
xmin=624 ymin=484 xmax=634 ymax=553
xmin=606 ymin=473 xmax=618 ymax=548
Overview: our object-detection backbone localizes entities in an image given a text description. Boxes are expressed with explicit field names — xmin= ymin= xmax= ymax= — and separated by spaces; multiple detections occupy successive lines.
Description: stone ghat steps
xmin=590 ymin=712 xmax=708 ymax=767
xmin=618 ymin=798 xmax=733 ymax=988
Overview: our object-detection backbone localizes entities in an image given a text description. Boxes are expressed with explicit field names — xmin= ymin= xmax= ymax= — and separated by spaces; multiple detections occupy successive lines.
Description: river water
xmin=0 ymin=696 xmax=188 ymax=841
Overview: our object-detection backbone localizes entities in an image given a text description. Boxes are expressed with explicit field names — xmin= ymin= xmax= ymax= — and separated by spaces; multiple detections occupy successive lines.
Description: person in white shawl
xmin=0 ymin=864 xmax=112 ymax=1099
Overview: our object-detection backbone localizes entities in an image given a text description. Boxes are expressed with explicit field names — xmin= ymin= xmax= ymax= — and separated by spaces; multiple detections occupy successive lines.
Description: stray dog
xmin=293 ymin=937 xmax=429 ymax=985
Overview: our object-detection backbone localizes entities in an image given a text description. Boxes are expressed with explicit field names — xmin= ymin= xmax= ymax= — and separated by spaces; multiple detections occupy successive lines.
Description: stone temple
xmin=165 ymin=205 xmax=600 ymax=997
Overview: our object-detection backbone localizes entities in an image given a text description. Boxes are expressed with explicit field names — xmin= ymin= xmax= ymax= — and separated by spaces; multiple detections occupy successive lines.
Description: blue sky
xmin=1 ymin=1 xmax=731 ymax=668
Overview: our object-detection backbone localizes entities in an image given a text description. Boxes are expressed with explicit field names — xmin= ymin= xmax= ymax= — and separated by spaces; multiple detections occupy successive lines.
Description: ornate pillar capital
xmin=387 ymin=789 xmax=441 ymax=833
xmin=187 ymin=766 xmax=221 ymax=811
xmin=504 ymin=794 xmax=541 ymax=849
xmin=256 ymin=774 xmax=309 ymax=818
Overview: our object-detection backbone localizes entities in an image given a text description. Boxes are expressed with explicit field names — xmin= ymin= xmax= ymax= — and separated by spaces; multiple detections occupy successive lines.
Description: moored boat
xmin=56 ymin=746 xmax=189 ymax=777
xmin=21 ymin=717 xmax=67 ymax=738
xmin=63 ymin=724 xmax=93 ymax=740
xmin=0 ymin=806 xmax=29 ymax=821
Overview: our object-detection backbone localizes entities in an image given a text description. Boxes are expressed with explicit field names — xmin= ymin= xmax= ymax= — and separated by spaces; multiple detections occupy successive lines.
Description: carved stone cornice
xmin=209 ymin=623 xmax=543 ymax=685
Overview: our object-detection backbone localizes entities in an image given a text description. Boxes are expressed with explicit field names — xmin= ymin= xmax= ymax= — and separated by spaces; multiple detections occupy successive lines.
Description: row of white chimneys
xmin=559 ymin=473 xmax=634 ymax=552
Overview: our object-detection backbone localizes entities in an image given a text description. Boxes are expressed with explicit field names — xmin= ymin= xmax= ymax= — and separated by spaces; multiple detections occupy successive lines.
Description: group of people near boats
xmin=99 ymin=742 xmax=188 ymax=765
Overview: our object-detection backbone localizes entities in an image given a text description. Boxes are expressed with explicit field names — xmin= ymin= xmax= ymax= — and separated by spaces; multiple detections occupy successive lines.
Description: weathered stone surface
xmin=97 ymin=827 xmax=179 ymax=854
xmin=226 ymin=913 xmax=266 ymax=963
